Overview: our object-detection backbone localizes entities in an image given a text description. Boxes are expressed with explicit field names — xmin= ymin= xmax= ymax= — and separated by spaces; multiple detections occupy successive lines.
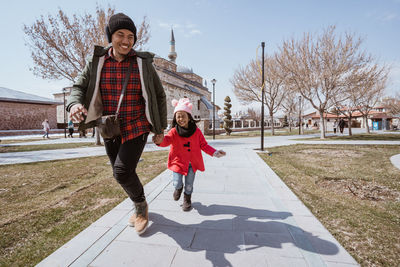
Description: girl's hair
xmin=172 ymin=112 xmax=200 ymax=128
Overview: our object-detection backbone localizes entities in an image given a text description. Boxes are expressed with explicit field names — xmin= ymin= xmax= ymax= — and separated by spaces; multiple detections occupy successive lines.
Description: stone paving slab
xmin=0 ymin=143 xmax=167 ymax=165
xmin=36 ymin=140 xmax=361 ymax=267
xmin=390 ymin=154 xmax=400 ymax=170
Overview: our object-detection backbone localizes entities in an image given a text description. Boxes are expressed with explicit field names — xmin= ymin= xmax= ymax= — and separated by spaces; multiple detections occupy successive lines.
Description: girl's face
xmin=175 ymin=111 xmax=189 ymax=128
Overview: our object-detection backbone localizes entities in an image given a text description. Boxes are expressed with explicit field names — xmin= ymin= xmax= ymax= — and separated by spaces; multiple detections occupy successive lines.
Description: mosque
xmin=152 ymin=29 xmax=214 ymax=129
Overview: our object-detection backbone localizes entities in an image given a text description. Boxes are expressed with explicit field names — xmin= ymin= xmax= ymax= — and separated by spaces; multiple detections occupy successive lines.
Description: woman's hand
xmin=70 ymin=104 xmax=88 ymax=123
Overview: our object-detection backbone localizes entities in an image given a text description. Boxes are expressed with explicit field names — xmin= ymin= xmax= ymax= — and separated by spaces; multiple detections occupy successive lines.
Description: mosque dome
xmin=177 ymin=66 xmax=194 ymax=73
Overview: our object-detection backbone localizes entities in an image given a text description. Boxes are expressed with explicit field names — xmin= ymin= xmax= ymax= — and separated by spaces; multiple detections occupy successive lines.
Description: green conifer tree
xmin=223 ymin=96 xmax=233 ymax=135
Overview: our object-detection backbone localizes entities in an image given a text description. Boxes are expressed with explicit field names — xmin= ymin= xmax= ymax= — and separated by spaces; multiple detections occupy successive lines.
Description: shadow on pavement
xmin=142 ymin=203 xmax=339 ymax=266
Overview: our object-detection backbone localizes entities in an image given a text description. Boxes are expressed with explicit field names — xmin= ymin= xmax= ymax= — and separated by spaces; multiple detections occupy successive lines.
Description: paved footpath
xmin=32 ymin=136 xmax=372 ymax=267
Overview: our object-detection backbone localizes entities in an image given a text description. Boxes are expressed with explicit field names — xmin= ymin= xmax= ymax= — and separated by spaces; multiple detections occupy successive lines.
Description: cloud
xmin=381 ymin=13 xmax=398 ymax=21
xmin=386 ymin=62 xmax=400 ymax=96
xmin=189 ymin=29 xmax=202 ymax=36
xmin=365 ymin=11 xmax=399 ymax=22
xmin=158 ymin=20 xmax=202 ymax=37
xmin=158 ymin=22 xmax=182 ymax=29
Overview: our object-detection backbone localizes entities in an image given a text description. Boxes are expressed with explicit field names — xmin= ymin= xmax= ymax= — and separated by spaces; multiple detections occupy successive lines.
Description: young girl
xmin=154 ymin=98 xmax=226 ymax=211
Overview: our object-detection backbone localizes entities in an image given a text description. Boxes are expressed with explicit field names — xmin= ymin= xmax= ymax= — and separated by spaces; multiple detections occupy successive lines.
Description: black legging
xmin=104 ymin=133 xmax=149 ymax=203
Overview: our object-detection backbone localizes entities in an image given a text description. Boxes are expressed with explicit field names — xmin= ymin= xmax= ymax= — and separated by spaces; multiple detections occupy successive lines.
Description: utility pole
xmin=63 ymin=88 xmax=67 ymax=138
xmin=211 ymin=79 xmax=217 ymax=140
xmin=261 ymin=42 xmax=265 ymax=151
xmin=298 ymin=95 xmax=302 ymax=135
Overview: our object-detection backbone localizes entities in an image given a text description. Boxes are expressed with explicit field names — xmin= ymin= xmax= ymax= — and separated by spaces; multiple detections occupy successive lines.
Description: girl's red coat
xmin=158 ymin=127 xmax=216 ymax=175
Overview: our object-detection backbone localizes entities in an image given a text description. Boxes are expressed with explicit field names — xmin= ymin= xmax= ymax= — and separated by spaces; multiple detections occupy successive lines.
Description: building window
xmin=198 ymin=100 xmax=201 ymax=110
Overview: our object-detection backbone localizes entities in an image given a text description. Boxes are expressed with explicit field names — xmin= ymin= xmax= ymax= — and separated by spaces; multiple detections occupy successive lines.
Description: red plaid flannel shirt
xmin=100 ymin=48 xmax=151 ymax=143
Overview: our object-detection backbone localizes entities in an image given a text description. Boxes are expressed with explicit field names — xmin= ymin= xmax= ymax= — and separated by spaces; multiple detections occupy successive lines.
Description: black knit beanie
xmin=105 ymin=13 xmax=137 ymax=44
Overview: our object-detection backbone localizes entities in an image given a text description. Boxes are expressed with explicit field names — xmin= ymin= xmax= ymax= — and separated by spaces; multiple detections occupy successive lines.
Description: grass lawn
xmin=0 ymin=138 xmax=45 ymax=144
xmin=298 ymin=133 xmax=400 ymax=141
xmin=0 ymin=142 xmax=98 ymax=153
xmin=0 ymin=150 xmax=168 ymax=267
xmin=205 ymin=128 xmax=319 ymax=139
xmin=259 ymin=144 xmax=400 ymax=267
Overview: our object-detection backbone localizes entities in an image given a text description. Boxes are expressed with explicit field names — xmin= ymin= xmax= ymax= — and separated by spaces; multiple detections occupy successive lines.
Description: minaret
xmin=168 ymin=28 xmax=177 ymax=63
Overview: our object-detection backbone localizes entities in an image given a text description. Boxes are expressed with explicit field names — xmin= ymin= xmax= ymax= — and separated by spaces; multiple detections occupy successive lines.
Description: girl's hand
xmin=213 ymin=150 xmax=226 ymax=158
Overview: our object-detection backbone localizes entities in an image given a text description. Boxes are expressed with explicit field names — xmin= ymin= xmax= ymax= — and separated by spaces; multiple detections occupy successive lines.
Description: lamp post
xmin=62 ymin=87 xmax=67 ymax=138
xmin=261 ymin=42 xmax=265 ymax=151
xmin=211 ymin=79 xmax=217 ymax=140
xmin=298 ymin=95 xmax=302 ymax=135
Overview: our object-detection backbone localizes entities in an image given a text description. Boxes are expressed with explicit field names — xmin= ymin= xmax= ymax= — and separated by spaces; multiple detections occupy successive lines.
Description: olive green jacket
xmin=66 ymin=45 xmax=167 ymax=134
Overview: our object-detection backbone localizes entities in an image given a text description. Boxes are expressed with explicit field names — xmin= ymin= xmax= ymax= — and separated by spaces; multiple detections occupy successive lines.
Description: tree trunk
xmin=270 ymin=112 xmax=275 ymax=135
xmin=319 ymin=112 xmax=326 ymax=139
xmin=364 ymin=116 xmax=370 ymax=133
xmin=288 ymin=111 xmax=292 ymax=133
xmin=348 ymin=117 xmax=353 ymax=136
xmin=95 ymin=127 xmax=101 ymax=145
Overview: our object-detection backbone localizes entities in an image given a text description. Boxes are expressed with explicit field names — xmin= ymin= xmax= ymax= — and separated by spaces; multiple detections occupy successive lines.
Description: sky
xmin=0 ymin=0 xmax=399 ymax=113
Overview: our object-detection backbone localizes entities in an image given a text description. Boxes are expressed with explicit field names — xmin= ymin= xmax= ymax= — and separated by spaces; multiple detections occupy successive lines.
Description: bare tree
xmin=382 ymin=94 xmax=400 ymax=116
xmin=355 ymin=66 xmax=389 ymax=133
xmin=280 ymin=89 xmax=298 ymax=133
xmin=277 ymin=26 xmax=372 ymax=139
xmin=231 ymin=55 xmax=286 ymax=135
xmin=23 ymin=5 xmax=150 ymax=83
xmin=247 ymin=107 xmax=261 ymax=121
xmin=381 ymin=94 xmax=400 ymax=130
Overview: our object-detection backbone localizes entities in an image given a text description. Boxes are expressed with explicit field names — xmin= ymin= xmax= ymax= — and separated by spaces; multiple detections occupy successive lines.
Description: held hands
xmin=70 ymin=104 xmax=88 ymax=123
xmin=152 ymin=133 xmax=164 ymax=145
xmin=213 ymin=150 xmax=226 ymax=158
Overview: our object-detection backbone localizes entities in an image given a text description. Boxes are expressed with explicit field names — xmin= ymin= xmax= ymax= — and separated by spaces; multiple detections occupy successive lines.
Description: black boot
xmin=182 ymin=193 xmax=192 ymax=211
xmin=173 ymin=187 xmax=183 ymax=201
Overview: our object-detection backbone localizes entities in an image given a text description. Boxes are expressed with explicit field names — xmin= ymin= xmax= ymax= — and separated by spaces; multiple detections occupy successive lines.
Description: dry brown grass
xmin=0 ymin=142 xmax=97 ymax=153
xmin=299 ymin=133 xmax=400 ymax=141
xmin=0 ymin=151 xmax=168 ymax=267
xmin=259 ymin=144 xmax=400 ymax=267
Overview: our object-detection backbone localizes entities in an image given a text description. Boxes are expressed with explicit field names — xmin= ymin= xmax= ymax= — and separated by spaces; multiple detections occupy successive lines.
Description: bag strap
xmin=115 ymin=58 xmax=134 ymax=117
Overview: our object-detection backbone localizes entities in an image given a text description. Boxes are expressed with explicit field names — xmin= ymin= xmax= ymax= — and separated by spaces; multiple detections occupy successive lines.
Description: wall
xmin=0 ymin=101 xmax=58 ymax=130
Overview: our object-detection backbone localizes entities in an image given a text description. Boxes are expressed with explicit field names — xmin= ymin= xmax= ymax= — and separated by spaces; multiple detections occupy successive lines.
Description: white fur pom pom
xmin=171 ymin=99 xmax=178 ymax=107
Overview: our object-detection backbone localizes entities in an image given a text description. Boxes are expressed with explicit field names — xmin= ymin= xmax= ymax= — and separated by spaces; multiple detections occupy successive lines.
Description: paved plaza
xmin=1 ymin=132 xmax=399 ymax=266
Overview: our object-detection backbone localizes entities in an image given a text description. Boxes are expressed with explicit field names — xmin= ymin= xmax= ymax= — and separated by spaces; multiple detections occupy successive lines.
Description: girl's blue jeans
xmin=173 ymin=164 xmax=195 ymax=195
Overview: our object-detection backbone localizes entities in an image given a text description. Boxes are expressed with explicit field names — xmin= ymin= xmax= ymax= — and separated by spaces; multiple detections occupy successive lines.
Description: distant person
xmin=333 ymin=120 xmax=338 ymax=134
xmin=338 ymin=119 xmax=345 ymax=134
xmin=68 ymin=119 xmax=74 ymax=137
xmin=154 ymin=98 xmax=226 ymax=211
xmin=42 ymin=119 xmax=50 ymax=139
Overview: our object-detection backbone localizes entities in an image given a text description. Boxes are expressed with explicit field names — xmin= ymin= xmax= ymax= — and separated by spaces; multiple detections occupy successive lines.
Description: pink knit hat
xmin=172 ymin=98 xmax=193 ymax=115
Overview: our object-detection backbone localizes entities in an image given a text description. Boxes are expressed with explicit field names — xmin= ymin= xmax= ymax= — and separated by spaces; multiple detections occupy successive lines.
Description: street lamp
xmin=211 ymin=79 xmax=217 ymax=140
xmin=298 ymin=95 xmax=302 ymax=135
xmin=261 ymin=42 xmax=265 ymax=151
xmin=62 ymin=87 xmax=68 ymax=138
